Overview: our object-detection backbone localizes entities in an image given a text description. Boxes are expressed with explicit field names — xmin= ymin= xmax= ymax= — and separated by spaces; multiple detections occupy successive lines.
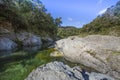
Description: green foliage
xmin=57 ymin=2 xmax=120 ymax=38
xmin=81 ymin=14 xmax=120 ymax=36
xmin=80 ymin=2 xmax=120 ymax=36
xmin=0 ymin=0 xmax=62 ymax=37
xmin=55 ymin=17 xmax=62 ymax=27
xmin=57 ymin=26 xmax=81 ymax=38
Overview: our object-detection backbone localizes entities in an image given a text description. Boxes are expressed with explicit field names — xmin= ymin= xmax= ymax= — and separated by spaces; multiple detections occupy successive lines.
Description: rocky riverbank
xmin=0 ymin=31 xmax=54 ymax=51
xmin=1 ymin=34 xmax=120 ymax=80
xmin=26 ymin=61 xmax=115 ymax=80
xmin=54 ymin=35 xmax=120 ymax=79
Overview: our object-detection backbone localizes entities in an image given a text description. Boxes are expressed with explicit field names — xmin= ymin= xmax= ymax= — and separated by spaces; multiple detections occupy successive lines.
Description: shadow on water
xmin=0 ymin=46 xmax=70 ymax=80
xmin=0 ymin=46 xmax=41 ymax=72
xmin=22 ymin=46 xmax=41 ymax=53
xmin=0 ymin=50 xmax=16 ymax=58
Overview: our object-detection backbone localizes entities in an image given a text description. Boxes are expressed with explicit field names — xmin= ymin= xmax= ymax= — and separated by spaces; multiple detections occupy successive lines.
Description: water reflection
xmin=0 ymin=46 xmax=41 ymax=58
xmin=0 ymin=50 xmax=16 ymax=58
xmin=22 ymin=46 xmax=41 ymax=53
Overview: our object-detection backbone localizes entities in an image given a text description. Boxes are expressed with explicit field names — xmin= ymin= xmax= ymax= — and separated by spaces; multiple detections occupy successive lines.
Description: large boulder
xmin=0 ymin=37 xmax=17 ymax=51
xmin=26 ymin=61 xmax=114 ymax=80
xmin=16 ymin=32 xmax=42 ymax=47
xmin=55 ymin=35 xmax=120 ymax=79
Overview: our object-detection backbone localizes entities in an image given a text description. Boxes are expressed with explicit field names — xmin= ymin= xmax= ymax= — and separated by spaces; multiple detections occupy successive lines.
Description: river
xmin=0 ymin=47 xmax=68 ymax=80
xmin=0 ymin=46 xmax=94 ymax=80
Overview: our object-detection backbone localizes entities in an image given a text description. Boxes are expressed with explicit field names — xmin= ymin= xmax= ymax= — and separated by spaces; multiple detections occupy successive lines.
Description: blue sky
xmin=41 ymin=0 xmax=119 ymax=27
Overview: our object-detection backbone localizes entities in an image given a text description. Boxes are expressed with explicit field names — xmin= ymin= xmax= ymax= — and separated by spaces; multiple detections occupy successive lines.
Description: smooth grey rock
xmin=0 ymin=37 xmax=17 ymax=51
xmin=88 ymin=72 xmax=115 ymax=80
xmin=16 ymin=32 xmax=42 ymax=47
xmin=25 ymin=61 xmax=115 ymax=80
xmin=55 ymin=35 xmax=120 ymax=79
xmin=25 ymin=61 xmax=84 ymax=80
xmin=0 ymin=0 xmax=4 ymax=5
xmin=1 ymin=31 xmax=43 ymax=48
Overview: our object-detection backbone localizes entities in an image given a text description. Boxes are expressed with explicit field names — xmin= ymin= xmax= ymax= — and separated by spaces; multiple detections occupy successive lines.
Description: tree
xmin=55 ymin=17 xmax=62 ymax=27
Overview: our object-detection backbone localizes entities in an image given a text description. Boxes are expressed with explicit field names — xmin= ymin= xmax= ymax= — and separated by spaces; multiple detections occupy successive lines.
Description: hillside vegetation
xmin=1 ymin=0 xmax=120 ymax=38
xmin=57 ymin=1 xmax=120 ymax=38
xmin=81 ymin=1 xmax=120 ymax=36
xmin=0 ymin=0 xmax=62 ymax=37
xmin=57 ymin=26 xmax=81 ymax=38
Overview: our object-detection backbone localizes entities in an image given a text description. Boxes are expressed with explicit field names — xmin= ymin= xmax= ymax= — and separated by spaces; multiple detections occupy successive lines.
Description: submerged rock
xmin=25 ymin=61 xmax=114 ymax=80
xmin=55 ymin=35 xmax=120 ymax=79
xmin=0 ymin=37 xmax=17 ymax=51
xmin=50 ymin=51 xmax=63 ymax=57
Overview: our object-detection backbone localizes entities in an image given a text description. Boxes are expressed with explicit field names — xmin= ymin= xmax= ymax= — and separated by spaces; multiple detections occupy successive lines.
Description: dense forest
xmin=0 ymin=0 xmax=62 ymax=37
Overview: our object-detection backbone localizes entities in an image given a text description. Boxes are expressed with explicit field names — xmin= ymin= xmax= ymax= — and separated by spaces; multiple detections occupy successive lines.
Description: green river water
xmin=0 ymin=47 xmax=67 ymax=80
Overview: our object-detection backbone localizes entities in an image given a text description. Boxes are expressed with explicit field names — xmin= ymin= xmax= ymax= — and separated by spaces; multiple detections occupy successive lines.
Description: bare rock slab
xmin=55 ymin=35 xmax=120 ymax=79
xmin=25 ymin=61 xmax=114 ymax=80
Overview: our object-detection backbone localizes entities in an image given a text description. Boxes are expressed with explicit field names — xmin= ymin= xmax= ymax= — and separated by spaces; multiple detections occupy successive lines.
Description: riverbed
xmin=0 ymin=47 xmax=96 ymax=80
xmin=0 ymin=47 xmax=67 ymax=80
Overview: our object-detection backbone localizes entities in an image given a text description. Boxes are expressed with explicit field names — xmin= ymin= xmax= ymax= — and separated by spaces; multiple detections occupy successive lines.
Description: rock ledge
xmin=25 ymin=61 xmax=114 ymax=80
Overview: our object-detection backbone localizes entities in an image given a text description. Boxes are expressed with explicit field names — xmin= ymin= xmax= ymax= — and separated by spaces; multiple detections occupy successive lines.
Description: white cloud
xmin=97 ymin=0 xmax=103 ymax=5
xmin=98 ymin=8 xmax=107 ymax=15
xmin=68 ymin=17 xmax=73 ymax=21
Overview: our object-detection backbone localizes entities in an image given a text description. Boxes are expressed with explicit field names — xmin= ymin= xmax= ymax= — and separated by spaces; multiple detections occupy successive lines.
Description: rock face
xmin=0 ymin=31 xmax=43 ymax=51
xmin=16 ymin=32 xmax=42 ymax=47
xmin=0 ymin=37 xmax=17 ymax=51
xmin=26 ymin=61 xmax=114 ymax=80
xmin=55 ymin=35 xmax=120 ymax=79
